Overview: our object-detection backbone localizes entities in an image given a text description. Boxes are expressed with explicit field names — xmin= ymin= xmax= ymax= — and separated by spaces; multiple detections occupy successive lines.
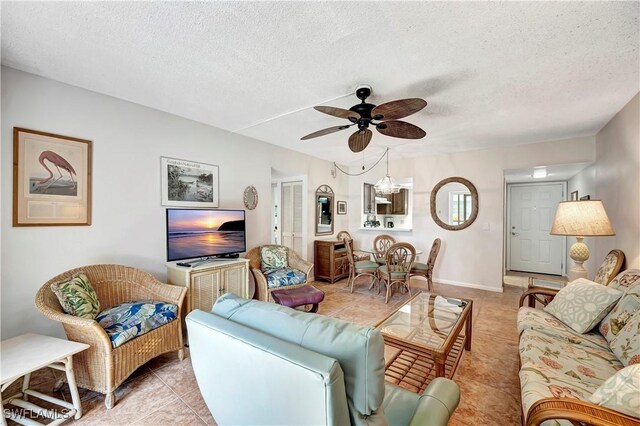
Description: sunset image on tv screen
xmin=167 ymin=209 xmax=245 ymax=261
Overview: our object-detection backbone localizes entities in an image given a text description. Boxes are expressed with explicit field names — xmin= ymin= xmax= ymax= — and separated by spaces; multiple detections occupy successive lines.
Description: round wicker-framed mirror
xmin=243 ymin=185 xmax=258 ymax=210
xmin=430 ymin=177 xmax=478 ymax=231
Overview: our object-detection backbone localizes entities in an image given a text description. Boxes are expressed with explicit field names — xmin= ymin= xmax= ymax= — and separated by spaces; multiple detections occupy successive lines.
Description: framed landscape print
xmin=161 ymin=157 xmax=219 ymax=207
xmin=13 ymin=128 xmax=92 ymax=226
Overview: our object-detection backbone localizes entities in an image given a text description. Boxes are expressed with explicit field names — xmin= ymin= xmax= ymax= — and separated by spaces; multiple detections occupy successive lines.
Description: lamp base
xmin=568 ymin=236 xmax=589 ymax=282
xmin=568 ymin=262 xmax=588 ymax=282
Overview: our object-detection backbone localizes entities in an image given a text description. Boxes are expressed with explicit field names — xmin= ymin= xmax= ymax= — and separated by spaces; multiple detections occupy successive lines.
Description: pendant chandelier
xmin=374 ymin=148 xmax=401 ymax=195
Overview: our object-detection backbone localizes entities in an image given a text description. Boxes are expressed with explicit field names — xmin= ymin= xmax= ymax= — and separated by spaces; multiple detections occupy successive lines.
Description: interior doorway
xmin=507 ymin=182 xmax=566 ymax=275
xmin=271 ymin=174 xmax=307 ymax=258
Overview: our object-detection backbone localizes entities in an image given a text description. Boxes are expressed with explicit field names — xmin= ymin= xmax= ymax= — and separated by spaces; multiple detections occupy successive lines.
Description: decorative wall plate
xmin=243 ymin=185 xmax=258 ymax=210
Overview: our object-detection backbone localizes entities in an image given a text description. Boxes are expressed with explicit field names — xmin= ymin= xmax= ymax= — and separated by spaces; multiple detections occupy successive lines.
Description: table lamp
xmin=550 ymin=200 xmax=615 ymax=282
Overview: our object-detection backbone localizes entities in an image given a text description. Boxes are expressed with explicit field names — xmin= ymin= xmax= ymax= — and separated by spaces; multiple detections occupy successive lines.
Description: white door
xmin=281 ymin=181 xmax=303 ymax=254
xmin=509 ymin=183 xmax=565 ymax=275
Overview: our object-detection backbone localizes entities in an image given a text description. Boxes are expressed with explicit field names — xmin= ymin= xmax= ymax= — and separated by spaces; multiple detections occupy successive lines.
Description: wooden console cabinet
xmin=314 ymin=239 xmax=349 ymax=283
xmin=166 ymin=259 xmax=250 ymax=313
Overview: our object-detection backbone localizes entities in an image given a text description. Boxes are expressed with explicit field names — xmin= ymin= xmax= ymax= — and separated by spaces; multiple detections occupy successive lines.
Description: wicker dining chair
xmin=344 ymin=237 xmax=379 ymax=293
xmin=378 ymin=242 xmax=417 ymax=303
xmin=410 ymin=238 xmax=442 ymax=292
xmin=373 ymin=234 xmax=397 ymax=265
xmin=336 ymin=230 xmax=370 ymax=261
xmin=35 ymin=264 xmax=186 ymax=409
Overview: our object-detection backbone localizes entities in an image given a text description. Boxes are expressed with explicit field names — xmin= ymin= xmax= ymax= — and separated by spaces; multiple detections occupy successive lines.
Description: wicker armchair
xmin=246 ymin=245 xmax=314 ymax=302
xmin=35 ymin=264 xmax=186 ymax=409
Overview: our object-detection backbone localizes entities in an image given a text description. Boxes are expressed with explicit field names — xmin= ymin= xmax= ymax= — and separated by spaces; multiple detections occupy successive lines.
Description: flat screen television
xmin=166 ymin=208 xmax=246 ymax=262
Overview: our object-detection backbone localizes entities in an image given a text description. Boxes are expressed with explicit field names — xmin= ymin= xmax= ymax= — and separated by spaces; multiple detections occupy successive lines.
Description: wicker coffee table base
xmin=384 ymin=334 xmax=466 ymax=394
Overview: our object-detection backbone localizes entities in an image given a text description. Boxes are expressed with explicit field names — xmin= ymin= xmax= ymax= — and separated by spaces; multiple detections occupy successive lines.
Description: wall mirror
xmin=315 ymin=184 xmax=334 ymax=236
xmin=243 ymin=185 xmax=258 ymax=210
xmin=431 ymin=177 xmax=478 ymax=231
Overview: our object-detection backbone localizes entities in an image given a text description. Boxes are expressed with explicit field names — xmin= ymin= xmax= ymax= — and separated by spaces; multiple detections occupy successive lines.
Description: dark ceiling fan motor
xmin=301 ymin=86 xmax=427 ymax=153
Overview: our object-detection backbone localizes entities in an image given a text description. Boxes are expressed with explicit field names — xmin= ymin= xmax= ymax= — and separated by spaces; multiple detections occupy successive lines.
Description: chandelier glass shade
xmin=374 ymin=149 xmax=401 ymax=195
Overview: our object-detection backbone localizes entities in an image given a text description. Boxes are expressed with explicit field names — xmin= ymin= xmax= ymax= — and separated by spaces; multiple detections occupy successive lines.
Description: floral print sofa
xmin=518 ymin=269 xmax=640 ymax=426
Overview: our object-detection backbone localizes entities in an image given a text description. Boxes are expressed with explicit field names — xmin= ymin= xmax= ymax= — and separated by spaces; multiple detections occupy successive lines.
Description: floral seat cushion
xmin=518 ymin=307 xmax=610 ymax=351
xmin=520 ymin=329 xmax=623 ymax=386
xmin=519 ymin=329 xmax=624 ymax=425
xmin=264 ymin=268 xmax=306 ymax=289
xmin=96 ymin=301 xmax=178 ymax=348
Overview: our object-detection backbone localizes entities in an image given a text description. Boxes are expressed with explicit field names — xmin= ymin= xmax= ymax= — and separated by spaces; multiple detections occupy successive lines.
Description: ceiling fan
xmin=301 ymin=86 xmax=427 ymax=153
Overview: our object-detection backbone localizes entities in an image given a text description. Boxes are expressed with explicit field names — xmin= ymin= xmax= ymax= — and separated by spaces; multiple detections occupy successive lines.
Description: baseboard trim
xmin=432 ymin=277 xmax=503 ymax=293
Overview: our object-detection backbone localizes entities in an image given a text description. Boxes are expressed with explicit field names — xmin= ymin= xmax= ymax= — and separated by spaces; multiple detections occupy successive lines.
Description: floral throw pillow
xmin=51 ymin=272 xmax=101 ymax=319
xmin=589 ymin=364 xmax=640 ymax=418
xmin=608 ymin=269 xmax=640 ymax=294
xmin=593 ymin=251 xmax=622 ymax=285
xmin=610 ymin=311 xmax=640 ymax=366
xmin=544 ymin=278 xmax=622 ymax=334
xmin=260 ymin=245 xmax=288 ymax=272
xmin=599 ymin=294 xmax=640 ymax=343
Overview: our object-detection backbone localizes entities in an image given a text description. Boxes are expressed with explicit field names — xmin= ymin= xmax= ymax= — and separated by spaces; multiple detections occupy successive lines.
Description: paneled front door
xmin=508 ymin=183 xmax=565 ymax=275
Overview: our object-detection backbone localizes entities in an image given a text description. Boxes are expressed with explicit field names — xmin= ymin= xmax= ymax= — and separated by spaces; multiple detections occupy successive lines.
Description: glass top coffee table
xmin=374 ymin=291 xmax=472 ymax=393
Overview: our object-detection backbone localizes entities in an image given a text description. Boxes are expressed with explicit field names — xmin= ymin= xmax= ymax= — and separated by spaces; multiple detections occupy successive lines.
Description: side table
xmin=1 ymin=333 xmax=89 ymax=426
xmin=528 ymin=276 xmax=568 ymax=290
xmin=527 ymin=276 xmax=568 ymax=307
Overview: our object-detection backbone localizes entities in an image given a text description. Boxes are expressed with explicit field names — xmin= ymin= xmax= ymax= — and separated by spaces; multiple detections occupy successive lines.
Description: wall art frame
xmin=570 ymin=190 xmax=579 ymax=201
xmin=243 ymin=185 xmax=258 ymax=210
xmin=161 ymin=157 xmax=219 ymax=207
xmin=337 ymin=201 xmax=347 ymax=215
xmin=13 ymin=127 xmax=92 ymax=226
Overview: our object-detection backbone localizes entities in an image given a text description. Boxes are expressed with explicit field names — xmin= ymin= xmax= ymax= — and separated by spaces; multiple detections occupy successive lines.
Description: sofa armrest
xmin=527 ymin=397 xmax=640 ymax=426
xmin=519 ymin=287 xmax=560 ymax=308
xmin=409 ymin=378 xmax=460 ymax=426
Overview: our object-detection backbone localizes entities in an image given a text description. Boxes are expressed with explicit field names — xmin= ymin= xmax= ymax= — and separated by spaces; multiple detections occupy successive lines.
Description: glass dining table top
xmin=360 ymin=247 xmax=424 ymax=255
xmin=374 ymin=292 xmax=470 ymax=350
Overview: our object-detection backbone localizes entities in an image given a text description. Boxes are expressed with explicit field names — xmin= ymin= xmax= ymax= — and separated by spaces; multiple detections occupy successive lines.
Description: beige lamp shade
xmin=550 ymin=200 xmax=615 ymax=236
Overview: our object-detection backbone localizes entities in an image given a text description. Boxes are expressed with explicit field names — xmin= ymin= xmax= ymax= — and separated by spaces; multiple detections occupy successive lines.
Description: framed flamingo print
xmin=13 ymin=128 xmax=92 ymax=226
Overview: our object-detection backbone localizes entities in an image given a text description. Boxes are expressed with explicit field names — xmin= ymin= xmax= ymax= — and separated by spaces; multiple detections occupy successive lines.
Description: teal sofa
xmin=186 ymin=293 xmax=460 ymax=425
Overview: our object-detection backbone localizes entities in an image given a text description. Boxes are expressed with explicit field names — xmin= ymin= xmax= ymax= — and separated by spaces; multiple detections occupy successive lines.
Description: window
xmin=449 ymin=191 xmax=472 ymax=225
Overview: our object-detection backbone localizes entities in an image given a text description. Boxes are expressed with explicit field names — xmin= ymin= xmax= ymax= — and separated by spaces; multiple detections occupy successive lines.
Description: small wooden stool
xmin=271 ymin=285 xmax=325 ymax=313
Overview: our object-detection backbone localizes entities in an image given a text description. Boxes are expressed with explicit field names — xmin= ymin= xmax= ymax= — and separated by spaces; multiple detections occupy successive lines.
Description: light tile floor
xmin=4 ymin=278 xmax=526 ymax=425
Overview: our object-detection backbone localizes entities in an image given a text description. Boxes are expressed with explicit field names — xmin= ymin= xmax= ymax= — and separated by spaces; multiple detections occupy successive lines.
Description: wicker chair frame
xmin=336 ymin=230 xmax=370 ymax=262
xmin=245 ymin=245 xmax=314 ymax=302
xmin=379 ymin=242 xmax=416 ymax=303
xmin=343 ymin=237 xmax=378 ymax=293
xmin=35 ymin=264 xmax=186 ymax=409
xmin=373 ymin=234 xmax=396 ymax=264
xmin=519 ymin=287 xmax=640 ymax=426
xmin=410 ymin=238 xmax=441 ymax=292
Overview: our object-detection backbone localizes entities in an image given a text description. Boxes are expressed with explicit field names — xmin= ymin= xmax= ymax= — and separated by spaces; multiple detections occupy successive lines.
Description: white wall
xmin=1 ymin=67 xmax=348 ymax=339
xmin=349 ymin=136 xmax=596 ymax=292
xmin=593 ymin=93 xmax=640 ymax=270
xmin=567 ymin=165 xmax=597 ymax=277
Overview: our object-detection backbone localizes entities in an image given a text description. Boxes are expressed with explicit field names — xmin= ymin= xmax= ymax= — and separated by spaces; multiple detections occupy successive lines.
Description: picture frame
xmin=13 ymin=127 xmax=92 ymax=226
xmin=337 ymin=201 xmax=347 ymax=215
xmin=580 ymin=195 xmax=591 ymax=200
xmin=570 ymin=190 xmax=578 ymax=201
xmin=161 ymin=157 xmax=219 ymax=207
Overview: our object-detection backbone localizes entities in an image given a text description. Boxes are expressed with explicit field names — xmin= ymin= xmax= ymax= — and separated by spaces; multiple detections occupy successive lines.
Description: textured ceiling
xmin=2 ymin=2 xmax=639 ymax=165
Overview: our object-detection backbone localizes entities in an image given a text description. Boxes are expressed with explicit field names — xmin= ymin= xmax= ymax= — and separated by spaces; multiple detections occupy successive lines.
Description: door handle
xmin=511 ymin=232 xmax=519 ymax=236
